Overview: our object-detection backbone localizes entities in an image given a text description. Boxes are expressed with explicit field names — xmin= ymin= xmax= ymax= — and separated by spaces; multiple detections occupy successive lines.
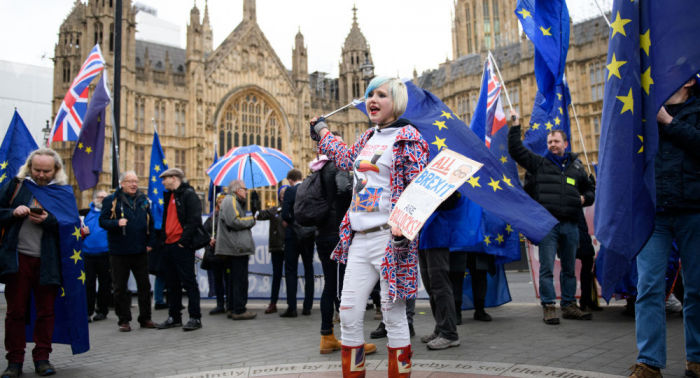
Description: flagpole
xmin=106 ymin=68 xmax=121 ymax=190
xmin=593 ymin=0 xmax=612 ymax=28
xmin=212 ymin=142 xmax=218 ymax=239
xmin=487 ymin=51 xmax=515 ymax=114
xmin=569 ymin=101 xmax=592 ymax=173
xmin=112 ymin=0 xmax=123 ymax=190
xmin=152 ymin=118 xmax=157 ymax=134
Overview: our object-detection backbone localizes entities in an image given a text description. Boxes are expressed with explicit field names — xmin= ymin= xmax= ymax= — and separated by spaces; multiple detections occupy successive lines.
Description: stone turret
xmin=339 ymin=5 xmax=372 ymax=103
xmin=292 ymin=28 xmax=308 ymax=85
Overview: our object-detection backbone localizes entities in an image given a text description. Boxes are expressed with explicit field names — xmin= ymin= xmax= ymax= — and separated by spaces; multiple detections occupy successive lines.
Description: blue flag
xmin=515 ymin=0 xmax=570 ymax=112
xmin=208 ymin=150 xmax=220 ymax=214
xmin=524 ymin=84 xmax=572 ymax=157
xmin=594 ymin=0 xmax=700 ymax=301
xmin=23 ymin=181 xmax=89 ymax=354
xmin=0 ymin=110 xmax=39 ymax=184
xmin=358 ymin=81 xmax=558 ymax=244
xmin=148 ymin=130 xmax=169 ymax=229
xmin=72 ymin=72 xmax=110 ymax=191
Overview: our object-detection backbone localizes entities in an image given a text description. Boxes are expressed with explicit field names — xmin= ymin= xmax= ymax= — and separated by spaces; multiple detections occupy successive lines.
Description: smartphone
xmin=29 ymin=207 xmax=43 ymax=215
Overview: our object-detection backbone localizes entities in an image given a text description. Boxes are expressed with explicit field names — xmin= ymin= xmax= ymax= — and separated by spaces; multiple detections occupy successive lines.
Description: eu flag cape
xmin=0 ymin=111 xmax=39 ymax=184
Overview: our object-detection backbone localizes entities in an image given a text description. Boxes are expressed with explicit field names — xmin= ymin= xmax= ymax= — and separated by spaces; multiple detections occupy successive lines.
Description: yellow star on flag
xmin=539 ymin=26 xmax=552 ymax=36
xmin=610 ymin=11 xmax=632 ymax=38
xmin=545 ymin=121 xmax=554 ymax=131
xmin=641 ymin=67 xmax=654 ymax=96
xmin=557 ymin=93 xmax=562 ymax=100
xmin=158 ymin=198 xmax=164 ymax=205
xmin=151 ymin=176 xmax=156 ymax=182
xmin=85 ymin=146 xmax=92 ymax=154
xmin=78 ymin=270 xmax=86 ymax=285
xmin=467 ymin=176 xmax=480 ymax=188
xmin=163 ymin=159 xmax=168 ymax=165
xmin=554 ymin=116 xmax=561 ymax=126
xmin=496 ymin=234 xmax=505 ymax=244
xmin=0 ymin=173 xmax=6 ymax=183
xmin=638 ymin=135 xmax=644 ymax=153
xmin=72 ymin=226 xmax=81 ymax=241
xmin=432 ymin=136 xmax=447 ymax=150
xmin=499 ymin=156 xmax=508 ymax=164
xmin=153 ymin=188 xmax=158 ymax=195
xmin=432 ymin=120 xmax=448 ymax=130
xmin=154 ymin=165 xmax=161 ymax=172
xmin=559 ymin=107 xmax=563 ymax=115
xmin=78 ymin=143 xmax=83 ymax=150
xmin=0 ymin=161 xmax=7 ymax=169
xmin=502 ymin=174 xmax=514 ymax=187
xmin=617 ymin=88 xmax=635 ymax=115
xmin=440 ymin=111 xmax=453 ymax=120
xmin=531 ymin=123 xmax=540 ymax=130
xmin=61 ymin=287 xmax=65 ymax=297
xmin=484 ymin=235 xmax=492 ymax=246
xmin=70 ymin=249 xmax=82 ymax=264
xmin=505 ymin=224 xmax=514 ymax=234
xmin=517 ymin=8 xmax=531 ymax=19
xmin=640 ymin=30 xmax=651 ymax=56
xmin=487 ymin=177 xmax=502 ymax=192
xmin=606 ymin=53 xmax=627 ymax=80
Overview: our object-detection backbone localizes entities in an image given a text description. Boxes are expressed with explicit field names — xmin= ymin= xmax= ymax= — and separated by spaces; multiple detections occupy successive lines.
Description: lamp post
xmin=359 ymin=52 xmax=374 ymax=127
xmin=42 ymin=120 xmax=51 ymax=146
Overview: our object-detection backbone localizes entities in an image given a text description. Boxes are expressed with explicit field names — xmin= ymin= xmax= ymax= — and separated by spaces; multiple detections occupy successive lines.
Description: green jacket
xmin=215 ymin=194 xmax=255 ymax=256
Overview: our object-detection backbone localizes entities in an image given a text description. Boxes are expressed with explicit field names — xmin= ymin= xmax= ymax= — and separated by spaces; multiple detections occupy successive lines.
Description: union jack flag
xmin=483 ymin=58 xmax=507 ymax=149
xmin=48 ymin=44 xmax=105 ymax=145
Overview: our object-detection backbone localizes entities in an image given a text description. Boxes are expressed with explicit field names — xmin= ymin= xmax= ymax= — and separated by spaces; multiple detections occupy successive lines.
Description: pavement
xmin=0 ymin=272 xmax=689 ymax=378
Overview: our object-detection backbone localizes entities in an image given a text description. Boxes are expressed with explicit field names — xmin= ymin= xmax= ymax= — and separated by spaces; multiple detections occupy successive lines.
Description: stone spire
xmin=202 ymin=0 xmax=213 ymax=54
xmin=244 ymin=0 xmax=256 ymax=22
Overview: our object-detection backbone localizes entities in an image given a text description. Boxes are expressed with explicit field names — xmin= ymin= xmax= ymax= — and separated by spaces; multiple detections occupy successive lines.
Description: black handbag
xmin=186 ymin=224 xmax=211 ymax=250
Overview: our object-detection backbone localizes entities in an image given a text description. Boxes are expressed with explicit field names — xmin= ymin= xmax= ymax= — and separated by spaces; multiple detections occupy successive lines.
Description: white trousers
xmin=339 ymin=229 xmax=410 ymax=348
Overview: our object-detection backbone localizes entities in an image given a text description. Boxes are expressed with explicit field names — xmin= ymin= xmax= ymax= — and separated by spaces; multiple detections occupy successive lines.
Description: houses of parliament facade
xmin=53 ymin=0 xmax=609 ymax=209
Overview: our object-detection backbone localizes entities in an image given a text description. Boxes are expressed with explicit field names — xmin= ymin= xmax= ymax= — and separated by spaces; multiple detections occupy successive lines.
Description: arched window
xmin=242 ymin=133 xmax=247 ymax=146
xmin=219 ymin=130 xmax=225 ymax=155
xmin=234 ymin=132 xmax=239 ymax=147
xmin=465 ymin=7 xmax=472 ymax=53
xmin=94 ymin=22 xmax=103 ymax=46
xmin=109 ymin=23 xmax=114 ymax=52
xmin=492 ymin=0 xmax=500 ymax=46
xmin=256 ymin=135 xmax=261 ymax=145
xmin=264 ymin=135 xmax=269 ymax=147
xmin=63 ymin=61 xmax=71 ymax=83
xmin=473 ymin=3 xmax=478 ymax=51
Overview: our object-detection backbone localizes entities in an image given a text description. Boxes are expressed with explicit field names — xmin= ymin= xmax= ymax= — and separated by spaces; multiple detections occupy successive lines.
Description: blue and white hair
xmin=364 ymin=76 xmax=408 ymax=120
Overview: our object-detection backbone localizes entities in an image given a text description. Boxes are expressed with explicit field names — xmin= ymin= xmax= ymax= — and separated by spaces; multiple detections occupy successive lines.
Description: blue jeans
xmin=538 ymin=221 xmax=578 ymax=307
xmin=154 ymin=275 xmax=165 ymax=305
xmin=636 ymin=211 xmax=700 ymax=368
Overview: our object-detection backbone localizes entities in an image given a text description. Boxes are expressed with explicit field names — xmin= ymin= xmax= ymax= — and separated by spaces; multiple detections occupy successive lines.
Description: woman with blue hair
xmin=310 ymin=76 xmax=429 ymax=378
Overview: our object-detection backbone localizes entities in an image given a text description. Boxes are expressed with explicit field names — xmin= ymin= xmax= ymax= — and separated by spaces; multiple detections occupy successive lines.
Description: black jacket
xmin=257 ymin=206 xmax=285 ymax=253
xmin=281 ymin=184 xmax=315 ymax=240
xmin=158 ymin=182 xmax=202 ymax=247
xmin=0 ymin=178 xmax=62 ymax=285
xmin=99 ymin=187 xmax=156 ymax=255
xmin=508 ymin=125 xmax=595 ymax=222
xmin=316 ymin=161 xmax=352 ymax=236
xmin=656 ymin=97 xmax=700 ymax=211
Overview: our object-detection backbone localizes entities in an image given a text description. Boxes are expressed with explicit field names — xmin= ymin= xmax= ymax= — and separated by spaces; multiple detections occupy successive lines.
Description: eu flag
xmin=523 ymin=83 xmax=572 ymax=157
xmin=594 ymin=0 xmax=700 ymax=300
xmin=148 ymin=130 xmax=169 ymax=229
xmin=515 ymin=0 xmax=570 ymax=112
xmin=0 ymin=110 xmax=39 ymax=184
xmin=72 ymin=72 xmax=110 ymax=191
xmin=24 ymin=180 xmax=89 ymax=354
xmin=358 ymin=81 xmax=558 ymax=244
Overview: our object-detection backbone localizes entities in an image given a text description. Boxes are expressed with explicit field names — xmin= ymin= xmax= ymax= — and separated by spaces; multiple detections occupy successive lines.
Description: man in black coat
xmin=508 ymin=110 xmax=595 ymax=325
xmin=155 ymin=168 xmax=204 ymax=331
xmin=99 ymin=170 xmax=157 ymax=333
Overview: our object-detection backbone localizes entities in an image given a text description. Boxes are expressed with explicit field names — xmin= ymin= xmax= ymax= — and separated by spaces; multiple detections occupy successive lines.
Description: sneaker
xmin=474 ymin=310 xmax=492 ymax=322
xmin=183 ymin=318 xmax=202 ymax=331
xmin=156 ymin=317 xmax=183 ymax=329
xmin=93 ymin=312 xmax=107 ymax=321
xmin=409 ymin=323 xmax=415 ymax=337
xmin=140 ymin=320 xmax=156 ymax=329
xmin=209 ymin=306 xmax=226 ymax=315
xmin=628 ymin=363 xmax=661 ymax=378
xmin=420 ymin=332 xmax=438 ymax=343
xmin=34 ymin=360 xmax=55 ymax=376
xmin=687 ymin=360 xmax=699 ymax=378
xmin=154 ymin=303 xmax=168 ymax=310
xmin=543 ymin=304 xmax=560 ymax=325
xmin=666 ymin=294 xmax=683 ymax=314
xmin=374 ymin=308 xmax=382 ymax=320
xmin=231 ymin=311 xmax=257 ymax=320
xmin=118 ymin=322 xmax=131 ymax=332
xmin=370 ymin=322 xmax=387 ymax=339
xmin=1 ymin=363 xmax=22 ymax=378
xmin=562 ymin=304 xmax=593 ymax=320
xmin=264 ymin=303 xmax=277 ymax=314
xmin=427 ymin=336 xmax=460 ymax=350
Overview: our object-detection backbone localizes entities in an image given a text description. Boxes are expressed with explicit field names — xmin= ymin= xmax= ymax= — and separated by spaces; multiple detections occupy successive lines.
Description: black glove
xmin=309 ymin=116 xmax=327 ymax=142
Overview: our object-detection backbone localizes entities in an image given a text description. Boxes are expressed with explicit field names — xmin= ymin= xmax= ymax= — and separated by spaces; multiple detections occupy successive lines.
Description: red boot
xmin=341 ymin=344 xmax=366 ymax=377
xmin=387 ymin=344 xmax=412 ymax=377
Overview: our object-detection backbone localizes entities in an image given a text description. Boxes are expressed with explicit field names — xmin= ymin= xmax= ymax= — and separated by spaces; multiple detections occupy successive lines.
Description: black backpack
xmin=293 ymin=168 xmax=329 ymax=227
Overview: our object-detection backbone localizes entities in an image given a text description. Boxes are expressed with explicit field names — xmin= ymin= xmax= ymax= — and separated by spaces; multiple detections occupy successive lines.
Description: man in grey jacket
xmin=216 ymin=180 xmax=256 ymax=320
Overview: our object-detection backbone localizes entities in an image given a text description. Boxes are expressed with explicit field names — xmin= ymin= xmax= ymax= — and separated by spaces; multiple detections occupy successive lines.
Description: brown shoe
xmin=687 ymin=360 xmax=699 ymax=378
xmin=629 ymin=363 xmax=661 ymax=378
xmin=543 ymin=304 xmax=560 ymax=325
xmin=320 ymin=333 xmax=342 ymax=354
xmin=264 ymin=303 xmax=277 ymax=314
xmin=364 ymin=342 xmax=377 ymax=355
xmin=140 ymin=320 xmax=156 ymax=329
xmin=231 ymin=311 xmax=257 ymax=320
xmin=562 ymin=304 xmax=593 ymax=320
xmin=119 ymin=322 xmax=131 ymax=332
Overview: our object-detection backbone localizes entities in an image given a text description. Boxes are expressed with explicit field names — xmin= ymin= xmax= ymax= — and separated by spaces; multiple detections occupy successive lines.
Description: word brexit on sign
xmin=388 ymin=149 xmax=482 ymax=241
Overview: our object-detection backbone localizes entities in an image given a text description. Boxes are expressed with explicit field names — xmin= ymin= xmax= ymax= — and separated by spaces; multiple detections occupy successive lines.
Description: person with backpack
xmin=280 ymin=169 xmax=315 ymax=318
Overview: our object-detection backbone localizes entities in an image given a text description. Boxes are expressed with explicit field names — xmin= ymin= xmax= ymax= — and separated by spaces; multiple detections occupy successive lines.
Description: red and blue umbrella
xmin=206 ymin=145 xmax=293 ymax=188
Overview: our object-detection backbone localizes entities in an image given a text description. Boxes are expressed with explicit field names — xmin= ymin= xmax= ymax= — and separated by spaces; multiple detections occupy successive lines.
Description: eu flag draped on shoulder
xmin=515 ymin=0 xmax=570 ymax=112
xmin=0 ymin=110 xmax=39 ymax=184
xmin=148 ymin=129 xmax=169 ymax=229
xmin=358 ymin=80 xmax=558 ymax=244
xmin=524 ymin=83 xmax=572 ymax=157
xmin=72 ymin=71 xmax=111 ymax=191
xmin=594 ymin=0 xmax=700 ymax=301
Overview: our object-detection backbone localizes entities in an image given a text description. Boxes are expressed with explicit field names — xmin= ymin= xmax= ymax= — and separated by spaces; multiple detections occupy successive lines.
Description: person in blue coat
xmin=80 ymin=190 xmax=112 ymax=322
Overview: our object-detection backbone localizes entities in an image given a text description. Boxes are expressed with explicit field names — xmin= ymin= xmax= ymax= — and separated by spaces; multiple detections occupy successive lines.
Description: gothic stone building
xmin=53 ymin=0 xmax=609 ymax=209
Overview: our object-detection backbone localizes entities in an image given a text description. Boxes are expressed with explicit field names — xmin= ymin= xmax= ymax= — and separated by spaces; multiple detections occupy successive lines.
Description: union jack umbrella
xmin=206 ymin=145 xmax=293 ymax=188
xmin=48 ymin=44 xmax=105 ymax=145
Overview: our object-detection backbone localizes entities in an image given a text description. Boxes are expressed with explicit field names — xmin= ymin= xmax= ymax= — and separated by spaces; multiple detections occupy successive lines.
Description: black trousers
xmin=110 ymin=253 xmax=151 ymax=325
xmin=316 ymin=233 xmax=345 ymax=333
xmin=211 ymin=258 xmax=231 ymax=310
xmin=162 ymin=243 xmax=201 ymax=321
xmin=284 ymin=235 xmax=315 ymax=311
xmin=228 ymin=255 xmax=250 ymax=315
xmin=418 ymin=248 xmax=458 ymax=341
xmin=85 ymin=254 xmax=112 ymax=317
xmin=270 ymin=252 xmax=284 ymax=304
